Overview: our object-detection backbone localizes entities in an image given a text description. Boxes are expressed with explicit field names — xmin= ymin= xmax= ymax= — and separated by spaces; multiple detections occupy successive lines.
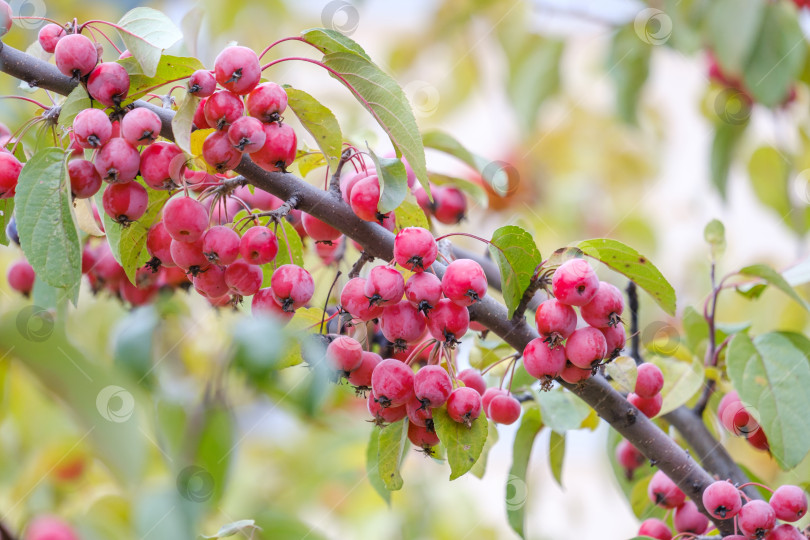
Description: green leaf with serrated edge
xmin=201 ymin=520 xmax=260 ymax=539
xmin=57 ymin=86 xmax=91 ymax=130
xmin=534 ymin=388 xmax=590 ymax=433
xmin=368 ymin=147 xmax=408 ymax=214
xmin=393 ymin=192 xmax=430 ymax=231
xmin=422 ymin=130 xmax=489 ymax=173
xmin=650 ymin=356 xmax=704 ymax=416
xmin=743 ymin=2 xmax=806 ymax=107
xmin=548 ymin=430 xmax=565 ymax=487
xmin=507 ymin=406 xmax=541 ymax=538
xmin=711 ymin=120 xmax=748 ymax=200
xmin=432 ymin=407 xmax=488 ymax=480
xmin=377 ymin=418 xmax=408 ymax=490
xmin=488 ymin=225 xmax=543 ymax=318
xmin=366 ymin=427 xmax=391 ymax=504
xmin=284 ymin=87 xmax=342 ymax=172
xmin=15 ymin=148 xmax=81 ymax=301
xmin=301 ymin=28 xmax=370 ymax=59
xmin=570 ymin=239 xmax=676 ymax=316
xmin=727 ymin=332 xmax=810 ymax=469
xmin=118 ymin=55 xmax=204 ymax=102
xmin=171 ymin=93 xmax=199 ymax=155
xmin=470 ymin=421 xmax=498 ymax=479
xmin=705 ymin=0 xmax=765 ymax=76
xmin=605 ymin=355 xmax=637 ymax=393
xmin=101 ymin=185 xmax=170 ymax=284
xmin=320 ymin=52 xmax=429 ymax=194
xmin=116 ymin=7 xmax=183 ymax=77
xmin=429 ymin=173 xmax=488 ymax=208
xmin=0 ymin=198 xmax=13 ymax=246
xmin=738 ymin=264 xmax=810 ymax=312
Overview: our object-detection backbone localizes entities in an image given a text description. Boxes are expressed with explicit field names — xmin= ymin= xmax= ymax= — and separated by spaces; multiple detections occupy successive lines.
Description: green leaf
xmin=704 ymin=218 xmax=727 ymax=257
xmin=738 ymin=264 xmax=810 ymax=312
xmin=548 ymin=430 xmax=565 ymax=487
xmin=116 ymin=7 xmax=184 ymax=77
xmin=575 ymin=239 xmax=677 ymax=316
xmin=368 ymin=147 xmax=408 ymax=214
xmin=201 ymin=520 xmax=260 ymax=539
xmin=320 ymin=52 xmax=429 ymax=193
xmin=284 ymin=87 xmax=343 ymax=173
xmin=705 ymin=0 xmax=765 ymax=76
xmin=113 ymin=306 xmax=158 ymax=381
xmin=377 ymin=419 xmax=408 ymax=490
xmin=432 ymin=407 xmax=488 ymax=480
xmin=488 ymin=225 xmax=543 ymax=318
xmin=101 ymin=185 xmax=170 ymax=284
xmin=747 ymin=146 xmax=793 ymax=229
xmin=192 ymin=403 xmax=233 ymax=505
xmin=710 ymin=117 xmax=748 ymax=199
xmin=534 ymin=388 xmax=590 ymax=433
xmin=365 ymin=428 xmax=391 ymax=504
xmin=231 ymin=316 xmax=286 ymax=378
xmin=608 ymin=26 xmax=651 ymax=124
xmin=58 ymin=86 xmax=91 ymax=130
xmin=393 ymin=192 xmax=430 ymax=231
xmin=743 ymin=2 xmax=806 ymax=107
xmin=507 ymin=37 xmax=563 ymax=132
xmin=294 ymin=152 xmax=327 ymax=178
xmin=0 ymin=198 xmax=13 ymax=246
xmin=470 ymin=421 xmax=499 ymax=479
xmin=118 ymin=55 xmax=205 ymax=102
xmin=15 ymin=148 xmax=81 ymax=301
xmin=605 ymin=355 xmax=638 ymax=393
xmin=429 ymin=173 xmax=488 ymax=208
xmin=422 ymin=130 xmax=489 ymax=173
xmin=260 ymin=220 xmax=304 ymax=287
xmin=727 ymin=332 xmax=810 ymax=469
xmin=171 ymin=94 xmax=200 ymax=155
xmin=650 ymin=356 xmax=705 ymax=415
xmin=301 ymin=28 xmax=370 ymax=59
xmin=507 ymin=406 xmax=542 ymax=538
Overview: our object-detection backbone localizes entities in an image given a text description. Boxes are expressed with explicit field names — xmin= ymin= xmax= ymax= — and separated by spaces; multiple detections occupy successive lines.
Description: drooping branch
xmin=0 ymin=42 xmax=744 ymax=534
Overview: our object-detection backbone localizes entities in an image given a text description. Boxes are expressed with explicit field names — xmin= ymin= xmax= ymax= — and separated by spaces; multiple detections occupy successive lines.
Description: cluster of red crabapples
xmin=637 ymin=473 xmax=808 ymax=540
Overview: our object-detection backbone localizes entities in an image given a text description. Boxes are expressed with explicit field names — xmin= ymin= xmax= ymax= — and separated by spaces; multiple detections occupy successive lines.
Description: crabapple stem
xmin=404 ymin=338 xmax=438 ymax=366
xmin=348 ymin=251 xmax=374 ymax=279
xmin=0 ymin=95 xmax=50 ymax=109
xmin=319 ymin=271 xmax=343 ymax=334
xmin=329 ymin=147 xmax=354 ymax=196
xmin=737 ymin=482 xmax=774 ymax=494
xmin=480 ymin=353 xmax=520 ymax=376
xmin=82 ymin=24 xmax=122 ymax=54
xmin=257 ymin=36 xmax=309 ymax=61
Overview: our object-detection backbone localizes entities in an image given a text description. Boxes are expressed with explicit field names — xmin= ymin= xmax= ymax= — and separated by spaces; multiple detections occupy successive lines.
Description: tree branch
xmin=626 ymin=281 xmax=641 ymax=364
xmin=328 ymin=148 xmax=353 ymax=196
xmin=0 ymin=43 xmax=742 ymax=534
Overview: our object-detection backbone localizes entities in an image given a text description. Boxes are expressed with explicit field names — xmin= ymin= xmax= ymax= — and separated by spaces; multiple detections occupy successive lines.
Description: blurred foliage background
xmin=3 ymin=0 xmax=810 ymax=538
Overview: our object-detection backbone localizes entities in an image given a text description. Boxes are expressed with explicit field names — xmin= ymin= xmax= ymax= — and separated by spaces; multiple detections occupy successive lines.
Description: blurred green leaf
xmin=201 ymin=520 xmax=260 ymax=539
xmin=608 ymin=26 xmax=651 ymax=124
xmin=377 ymin=419 xmax=408 ymax=490
xmin=650 ymin=356 xmax=704 ymax=415
xmin=58 ymin=86 xmax=91 ymax=130
xmin=366 ymin=427 xmax=391 ymax=504
xmin=605 ymin=355 xmax=638 ymax=393
xmin=422 ymin=130 xmax=488 ymax=172
xmin=738 ymin=264 xmax=810 ymax=312
xmin=470 ymin=420 xmax=498 ymax=479
xmin=368 ymin=147 xmax=408 ymax=214
xmin=284 ymin=87 xmax=343 ymax=172
xmin=508 ymin=37 xmax=563 ymax=132
xmin=704 ymin=218 xmax=727 ymax=256
xmin=747 ymin=147 xmax=793 ymax=230
xmin=0 ymin=198 xmax=13 ymax=246
xmin=507 ymin=406 xmax=541 ymax=538
xmin=488 ymin=225 xmax=543 ymax=318
xmin=432 ymin=407 xmax=488 ymax=480
xmin=191 ymin=403 xmax=233 ymax=505
xmin=113 ymin=305 xmax=158 ymax=381
xmin=231 ymin=316 xmax=286 ymax=378
xmin=429 ymin=173 xmax=488 ymax=208
xmin=116 ymin=7 xmax=184 ymax=77
xmin=705 ymin=0 xmax=765 ymax=76
xmin=710 ymin=112 xmax=748 ymax=200
xmin=548 ymin=430 xmax=565 ymax=487
xmin=534 ymin=388 xmax=590 ymax=433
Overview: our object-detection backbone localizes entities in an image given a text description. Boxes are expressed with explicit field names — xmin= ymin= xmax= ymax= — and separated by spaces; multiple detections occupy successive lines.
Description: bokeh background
xmin=2 ymin=0 xmax=810 ymax=538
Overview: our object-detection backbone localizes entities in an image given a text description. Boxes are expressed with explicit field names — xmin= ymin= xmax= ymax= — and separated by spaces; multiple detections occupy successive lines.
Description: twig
xmin=511 ymin=264 xmax=549 ymax=323
xmin=328 ymin=148 xmax=353 ymax=196
xmin=626 ymin=281 xmax=641 ymax=364
xmin=0 ymin=520 xmax=17 ymax=540
xmin=348 ymin=251 xmax=374 ymax=279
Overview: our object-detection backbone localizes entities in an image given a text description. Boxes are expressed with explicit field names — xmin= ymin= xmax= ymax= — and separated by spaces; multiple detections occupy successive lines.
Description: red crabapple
xmin=738 ymin=500 xmax=776 ymax=539
xmin=446 ymin=386 xmax=482 ymax=426
xmin=246 ymin=82 xmax=288 ymax=122
xmin=767 ymin=524 xmax=804 ymax=540
xmin=635 ymin=363 xmax=664 ymax=399
xmin=408 ymin=421 xmax=440 ymax=449
xmin=368 ymin=393 xmax=407 ymax=425
xmin=326 ymin=336 xmax=363 ymax=373
xmin=203 ymin=130 xmax=242 ymax=173
xmin=601 ymin=324 xmax=627 ymax=358
xmin=702 ymin=480 xmax=742 ymax=519
xmin=340 ymin=167 xmax=374 ymax=203
xmin=371 ymin=358 xmax=415 ymax=407
xmin=457 ymin=369 xmax=487 ymax=395
xmin=482 ymin=387 xmax=509 ymax=413
xmin=301 ymin=213 xmax=342 ymax=242
xmin=102 ymin=182 xmax=148 ymax=225
xmin=405 ymin=272 xmax=443 ymax=315
xmin=170 ymin=238 xmax=210 ymax=274
xmin=565 ymin=327 xmax=608 ymax=369
xmin=271 ymin=265 xmax=314 ymax=310
xmin=54 ymin=34 xmax=98 ymax=77
xmin=406 ymin=397 xmax=433 ymax=428
xmin=535 ymin=298 xmax=576 ymax=342
xmin=252 ymin=288 xmax=294 ymax=323
xmin=94 ymin=138 xmax=140 ymax=184
xmin=581 ymin=281 xmax=624 ymax=328
xmin=68 ymin=159 xmax=102 ymax=199
xmin=522 ymin=337 xmax=566 ymax=381
xmin=147 ymin=222 xmax=175 ymax=267
xmin=442 ymin=259 xmax=487 ymax=306
xmin=224 ymin=260 xmax=263 ymax=296
xmin=239 ymin=226 xmax=278 ymax=265
xmin=7 ymin=259 xmax=35 ymax=295
xmin=0 ymin=152 xmax=22 ymax=198
xmin=380 ymin=301 xmax=426 ymax=350
xmin=202 ymin=226 xmax=240 ymax=265
xmin=340 ymin=277 xmax=384 ymax=321
xmin=188 ymin=69 xmax=217 ymax=97
xmin=121 ymin=108 xmax=162 ymax=146
xmin=251 ymin=122 xmax=297 ymax=172
xmin=24 ymin=515 xmax=79 ymax=540
xmin=432 ymin=185 xmax=466 ymax=224
xmin=347 ymin=351 xmax=383 ymax=389
xmin=227 ymin=116 xmax=267 ymax=153
xmin=637 ymin=518 xmax=672 ymax=540
xmin=214 ymin=45 xmax=261 ymax=95
xmin=193 ymin=265 xmax=229 ymax=298
xmin=413 ymin=365 xmax=452 ymax=407
xmin=747 ymin=425 xmax=770 ymax=451
xmin=38 ymin=24 xmax=66 ymax=53
xmin=647 ymin=469 xmax=685 ymax=509
xmin=163 ymin=197 xmax=209 ymax=242
xmin=770 ymin=485 xmax=807 ymax=522
xmin=394 ymin=227 xmax=437 ymax=272
xmin=86 ymin=62 xmax=130 ymax=107
xmin=426 ymin=298 xmax=469 ymax=345
xmin=627 ymin=392 xmax=662 ymax=418
xmin=487 ymin=394 xmax=521 ymax=424
xmin=193 ymin=97 xmax=212 ymax=129
xmin=552 ymin=259 xmax=599 ymax=306
xmin=615 ymin=439 xmax=645 ymax=477
xmin=559 ymin=361 xmax=592 ymax=384
xmin=204 ymin=90 xmax=245 ymax=130
xmin=365 ymin=265 xmax=405 ymax=307
xmin=349 ymin=175 xmax=382 ymax=222
xmin=718 ymin=391 xmax=758 ymax=437
xmin=673 ymin=500 xmax=709 ymax=535
xmin=73 ymin=108 xmax=112 ymax=149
